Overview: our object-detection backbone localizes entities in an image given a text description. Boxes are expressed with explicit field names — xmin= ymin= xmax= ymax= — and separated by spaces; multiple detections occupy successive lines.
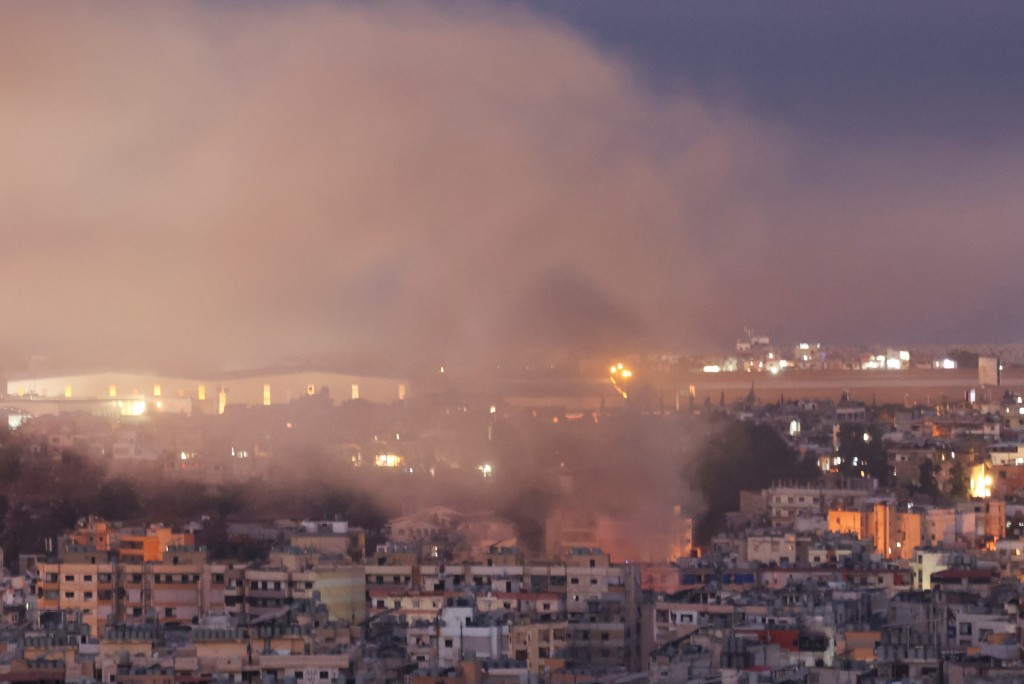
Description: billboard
xmin=979 ymin=356 xmax=1000 ymax=387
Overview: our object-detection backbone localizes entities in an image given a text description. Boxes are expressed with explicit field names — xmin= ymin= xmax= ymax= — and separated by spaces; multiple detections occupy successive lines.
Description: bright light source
xmin=478 ymin=463 xmax=493 ymax=478
xmin=898 ymin=350 xmax=910 ymax=362
xmin=118 ymin=400 xmax=146 ymax=417
xmin=374 ymin=453 xmax=402 ymax=468
xmin=621 ymin=369 xmax=632 ymax=378
xmin=489 ymin=405 xmax=496 ymax=414
xmin=885 ymin=357 xmax=902 ymax=370
xmin=941 ymin=359 xmax=956 ymax=370
xmin=703 ymin=365 xmax=721 ymax=373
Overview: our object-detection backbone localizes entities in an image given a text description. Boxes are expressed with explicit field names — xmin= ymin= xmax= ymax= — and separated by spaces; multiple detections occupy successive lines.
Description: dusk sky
xmin=3 ymin=1 xmax=1023 ymax=372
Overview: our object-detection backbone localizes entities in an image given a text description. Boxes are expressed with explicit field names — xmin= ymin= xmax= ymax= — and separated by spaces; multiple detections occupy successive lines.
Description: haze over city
xmin=6 ymin=4 xmax=1024 ymax=683
xmin=3 ymin=1 xmax=1024 ymax=374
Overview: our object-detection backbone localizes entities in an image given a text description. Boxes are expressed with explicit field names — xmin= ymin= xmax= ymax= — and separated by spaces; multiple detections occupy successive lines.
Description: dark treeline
xmin=692 ymin=416 xmax=821 ymax=543
xmin=0 ymin=433 xmax=389 ymax=572
xmin=0 ymin=410 xmax=828 ymax=570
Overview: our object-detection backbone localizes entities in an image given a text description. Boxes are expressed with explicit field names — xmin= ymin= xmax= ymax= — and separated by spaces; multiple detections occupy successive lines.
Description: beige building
xmin=5 ymin=368 xmax=408 ymax=417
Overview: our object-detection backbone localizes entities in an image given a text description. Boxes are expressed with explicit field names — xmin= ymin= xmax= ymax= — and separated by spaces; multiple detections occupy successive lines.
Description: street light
xmin=609 ymin=364 xmax=633 ymax=399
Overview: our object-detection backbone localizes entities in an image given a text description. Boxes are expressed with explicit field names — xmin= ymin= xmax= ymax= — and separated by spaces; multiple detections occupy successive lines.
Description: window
xmin=64 ymin=592 xmax=74 ymax=599
xmin=83 ymin=575 xmax=93 ymax=582
xmin=84 ymin=592 xmax=93 ymax=599
xmin=65 ymin=575 xmax=74 ymax=582
xmin=444 ymin=639 xmax=454 ymax=648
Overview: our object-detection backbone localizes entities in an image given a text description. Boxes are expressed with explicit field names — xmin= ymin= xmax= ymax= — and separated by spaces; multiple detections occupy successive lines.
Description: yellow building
xmin=828 ymin=502 xmax=921 ymax=560
xmin=118 ymin=525 xmax=195 ymax=563
xmin=828 ymin=509 xmax=866 ymax=538
xmin=37 ymin=562 xmax=118 ymax=635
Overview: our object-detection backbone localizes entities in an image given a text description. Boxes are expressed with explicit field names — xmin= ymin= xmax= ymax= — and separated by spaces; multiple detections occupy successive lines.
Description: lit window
xmin=263 ymin=384 xmax=271 ymax=406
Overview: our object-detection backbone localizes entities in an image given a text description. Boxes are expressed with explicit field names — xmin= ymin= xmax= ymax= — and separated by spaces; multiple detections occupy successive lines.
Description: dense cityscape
xmin=0 ymin=343 xmax=1018 ymax=682
xmin=5 ymin=1 xmax=1024 ymax=683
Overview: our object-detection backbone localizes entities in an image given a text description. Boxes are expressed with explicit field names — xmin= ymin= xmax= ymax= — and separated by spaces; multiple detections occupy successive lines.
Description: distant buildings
xmin=3 ymin=368 xmax=408 ymax=418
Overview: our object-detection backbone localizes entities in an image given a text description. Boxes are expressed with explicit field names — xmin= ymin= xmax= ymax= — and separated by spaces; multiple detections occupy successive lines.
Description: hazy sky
xmin=2 ymin=1 xmax=1023 ymax=372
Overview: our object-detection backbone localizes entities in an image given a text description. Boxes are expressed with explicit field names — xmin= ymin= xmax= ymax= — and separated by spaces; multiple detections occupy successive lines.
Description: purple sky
xmin=2 ymin=1 xmax=1022 ymax=372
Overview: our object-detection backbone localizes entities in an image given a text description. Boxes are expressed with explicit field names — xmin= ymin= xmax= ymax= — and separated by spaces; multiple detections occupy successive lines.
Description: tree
xmin=95 ymin=479 xmax=142 ymax=522
xmin=949 ymin=460 xmax=969 ymax=500
xmin=835 ymin=424 xmax=891 ymax=486
xmin=918 ymin=459 xmax=939 ymax=500
xmin=0 ymin=446 xmax=22 ymax=487
xmin=693 ymin=418 xmax=819 ymax=542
